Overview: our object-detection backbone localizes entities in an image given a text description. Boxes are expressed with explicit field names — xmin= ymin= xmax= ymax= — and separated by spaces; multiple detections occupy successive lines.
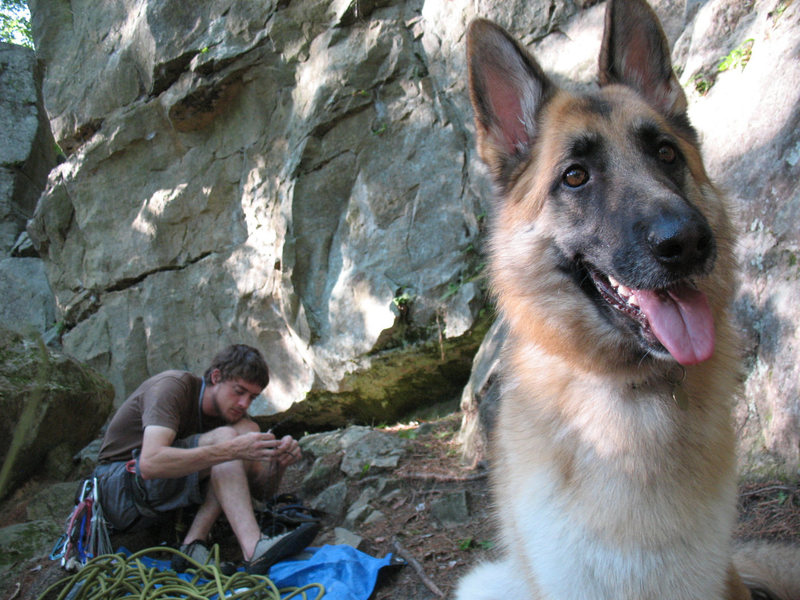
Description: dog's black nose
xmin=647 ymin=208 xmax=714 ymax=272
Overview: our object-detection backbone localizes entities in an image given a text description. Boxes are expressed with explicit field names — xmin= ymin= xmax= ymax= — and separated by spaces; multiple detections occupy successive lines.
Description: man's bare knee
xmin=198 ymin=418 xmax=260 ymax=448
xmin=198 ymin=425 xmax=239 ymax=446
xmin=232 ymin=418 xmax=259 ymax=435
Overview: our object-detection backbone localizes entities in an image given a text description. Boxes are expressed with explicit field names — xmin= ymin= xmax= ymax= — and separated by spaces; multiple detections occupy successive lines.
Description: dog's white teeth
xmin=607 ymin=275 xmax=633 ymax=298
xmin=602 ymin=273 xmax=640 ymax=308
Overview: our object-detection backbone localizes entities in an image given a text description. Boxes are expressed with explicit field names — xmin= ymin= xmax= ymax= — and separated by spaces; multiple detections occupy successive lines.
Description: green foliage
xmin=457 ymin=537 xmax=494 ymax=551
xmin=774 ymin=0 xmax=790 ymax=18
xmin=439 ymin=260 xmax=486 ymax=302
xmin=396 ymin=428 xmax=419 ymax=440
xmin=392 ymin=291 xmax=413 ymax=310
xmin=718 ymin=39 xmax=754 ymax=73
xmin=691 ymin=72 xmax=713 ymax=96
xmin=0 ymin=0 xmax=33 ymax=49
xmin=687 ymin=38 xmax=755 ymax=98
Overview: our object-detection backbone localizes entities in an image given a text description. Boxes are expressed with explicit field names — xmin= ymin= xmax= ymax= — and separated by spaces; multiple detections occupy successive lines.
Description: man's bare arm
xmin=138 ymin=425 xmax=283 ymax=480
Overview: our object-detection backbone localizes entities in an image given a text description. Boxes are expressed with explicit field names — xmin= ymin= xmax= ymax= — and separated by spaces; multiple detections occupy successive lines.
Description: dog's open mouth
xmin=586 ymin=265 xmax=715 ymax=365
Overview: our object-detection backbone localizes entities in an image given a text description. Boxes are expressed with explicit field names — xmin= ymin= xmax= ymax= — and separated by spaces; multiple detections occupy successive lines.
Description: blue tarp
xmin=269 ymin=544 xmax=394 ymax=600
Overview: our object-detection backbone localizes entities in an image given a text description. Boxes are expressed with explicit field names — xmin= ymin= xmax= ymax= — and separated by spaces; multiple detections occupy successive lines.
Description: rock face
xmin=22 ymin=0 xmax=800 ymax=475
xmin=681 ymin=0 xmax=800 ymax=477
xmin=458 ymin=0 xmax=800 ymax=477
xmin=27 ymin=0 xmax=491 ymax=417
xmin=0 ymin=327 xmax=115 ymax=500
xmin=0 ymin=42 xmax=58 ymax=335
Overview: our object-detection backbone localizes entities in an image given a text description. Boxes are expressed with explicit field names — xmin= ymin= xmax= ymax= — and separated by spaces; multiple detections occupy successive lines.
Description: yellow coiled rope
xmin=36 ymin=544 xmax=325 ymax=600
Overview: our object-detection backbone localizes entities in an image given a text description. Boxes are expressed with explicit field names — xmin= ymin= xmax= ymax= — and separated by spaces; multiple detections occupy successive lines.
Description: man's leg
xmin=210 ymin=457 xmax=262 ymax=559
xmin=182 ymin=483 xmax=222 ymax=548
xmin=247 ymin=452 xmax=282 ymax=501
xmin=184 ymin=421 xmax=264 ymax=560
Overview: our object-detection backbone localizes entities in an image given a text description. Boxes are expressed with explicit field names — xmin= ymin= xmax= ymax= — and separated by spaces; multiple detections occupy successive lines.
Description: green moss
xmin=258 ymin=313 xmax=494 ymax=435
xmin=0 ymin=520 xmax=63 ymax=574
xmin=738 ymin=458 xmax=796 ymax=483
xmin=0 ymin=329 xmax=115 ymax=499
xmin=0 ymin=338 xmax=50 ymax=499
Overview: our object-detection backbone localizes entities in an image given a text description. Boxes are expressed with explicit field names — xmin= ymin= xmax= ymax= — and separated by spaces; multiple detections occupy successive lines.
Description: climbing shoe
xmin=245 ymin=521 xmax=320 ymax=575
xmin=172 ymin=539 xmax=210 ymax=572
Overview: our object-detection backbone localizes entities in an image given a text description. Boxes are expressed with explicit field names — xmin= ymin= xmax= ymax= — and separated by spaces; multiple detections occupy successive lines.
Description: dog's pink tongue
xmin=635 ymin=284 xmax=715 ymax=365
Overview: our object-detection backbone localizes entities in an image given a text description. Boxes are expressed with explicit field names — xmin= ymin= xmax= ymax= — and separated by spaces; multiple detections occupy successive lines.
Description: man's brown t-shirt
xmin=97 ymin=370 xmax=206 ymax=463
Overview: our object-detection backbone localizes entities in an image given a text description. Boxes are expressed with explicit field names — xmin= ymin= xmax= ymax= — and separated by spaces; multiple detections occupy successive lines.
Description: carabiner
xmin=49 ymin=533 xmax=68 ymax=560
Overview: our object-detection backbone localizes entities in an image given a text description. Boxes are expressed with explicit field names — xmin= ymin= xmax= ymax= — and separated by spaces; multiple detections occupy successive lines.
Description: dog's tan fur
xmin=456 ymin=1 xmax=800 ymax=599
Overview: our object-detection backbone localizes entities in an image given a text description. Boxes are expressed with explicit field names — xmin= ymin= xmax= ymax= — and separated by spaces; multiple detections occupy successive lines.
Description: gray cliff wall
xmin=0 ymin=42 xmax=57 ymax=335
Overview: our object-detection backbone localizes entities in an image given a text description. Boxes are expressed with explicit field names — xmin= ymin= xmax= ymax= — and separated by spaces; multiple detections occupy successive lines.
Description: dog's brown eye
xmin=657 ymin=144 xmax=677 ymax=164
xmin=563 ymin=166 xmax=589 ymax=188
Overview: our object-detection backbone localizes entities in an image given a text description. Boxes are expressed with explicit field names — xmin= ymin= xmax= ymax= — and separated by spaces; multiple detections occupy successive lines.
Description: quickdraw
xmin=50 ymin=477 xmax=112 ymax=570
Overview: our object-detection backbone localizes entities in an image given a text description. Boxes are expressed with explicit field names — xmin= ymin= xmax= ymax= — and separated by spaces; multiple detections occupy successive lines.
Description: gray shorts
xmin=94 ymin=435 xmax=205 ymax=532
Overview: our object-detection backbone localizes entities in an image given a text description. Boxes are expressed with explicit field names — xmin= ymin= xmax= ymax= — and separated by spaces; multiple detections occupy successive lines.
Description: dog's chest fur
xmin=490 ymin=342 xmax=740 ymax=599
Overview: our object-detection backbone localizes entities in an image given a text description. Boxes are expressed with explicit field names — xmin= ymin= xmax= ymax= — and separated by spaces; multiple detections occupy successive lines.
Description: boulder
xmin=299 ymin=425 xmax=408 ymax=478
xmin=25 ymin=480 xmax=82 ymax=522
xmin=300 ymin=455 xmax=341 ymax=496
xmin=0 ymin=328 xmax=115 ymax=500
xmin=430 ymin=490 xmax=470 ymax=527
xmin=457 ymin=319 xmax=504 ymax=466
xmin=310 ymin=480 xmax=349 ymax=520
xmin=344 ymin=487 xmax=378 ymax=527
xmin=333 ymin=527 xmax=365 ymax=549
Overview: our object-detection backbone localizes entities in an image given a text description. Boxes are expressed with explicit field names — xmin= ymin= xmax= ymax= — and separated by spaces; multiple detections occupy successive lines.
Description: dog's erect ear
xmin=467 ymin=19 xmax=553 ymax=189
xmin=599 ymin=0 xmax=687 ymax=116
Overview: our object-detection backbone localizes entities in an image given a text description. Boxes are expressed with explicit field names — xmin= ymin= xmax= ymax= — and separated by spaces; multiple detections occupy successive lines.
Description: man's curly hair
xmin=204 ymin=344 xmax=269 ymax=388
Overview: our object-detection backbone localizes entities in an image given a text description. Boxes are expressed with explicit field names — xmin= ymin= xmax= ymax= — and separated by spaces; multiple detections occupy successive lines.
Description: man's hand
xmin=273 ymin=435 xmax=302 ymax=468
xmin=230 ymin=431 xmax=283 ymax=462
xmin=230 ymin=432 xmax=301 ymax=468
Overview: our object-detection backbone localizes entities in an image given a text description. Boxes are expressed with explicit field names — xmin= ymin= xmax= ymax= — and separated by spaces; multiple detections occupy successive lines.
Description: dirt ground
xmin=3 ymin=413 xmax=800 ymax=600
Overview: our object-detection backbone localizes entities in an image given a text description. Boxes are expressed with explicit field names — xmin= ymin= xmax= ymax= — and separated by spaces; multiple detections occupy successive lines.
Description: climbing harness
xmin=36 ymin=544 xmax=326 ymax=600
xmin=49 ymin=477 xmax=112 ymax=571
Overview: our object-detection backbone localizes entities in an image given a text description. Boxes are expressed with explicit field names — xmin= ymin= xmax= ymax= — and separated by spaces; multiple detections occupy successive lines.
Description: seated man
xmin=94 ymin=343 xmax=318 ymax=573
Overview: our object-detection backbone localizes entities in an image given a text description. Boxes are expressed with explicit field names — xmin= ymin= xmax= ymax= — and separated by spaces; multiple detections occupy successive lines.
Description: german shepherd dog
xmin=457 ymin=1 xmax=800 ymax=599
